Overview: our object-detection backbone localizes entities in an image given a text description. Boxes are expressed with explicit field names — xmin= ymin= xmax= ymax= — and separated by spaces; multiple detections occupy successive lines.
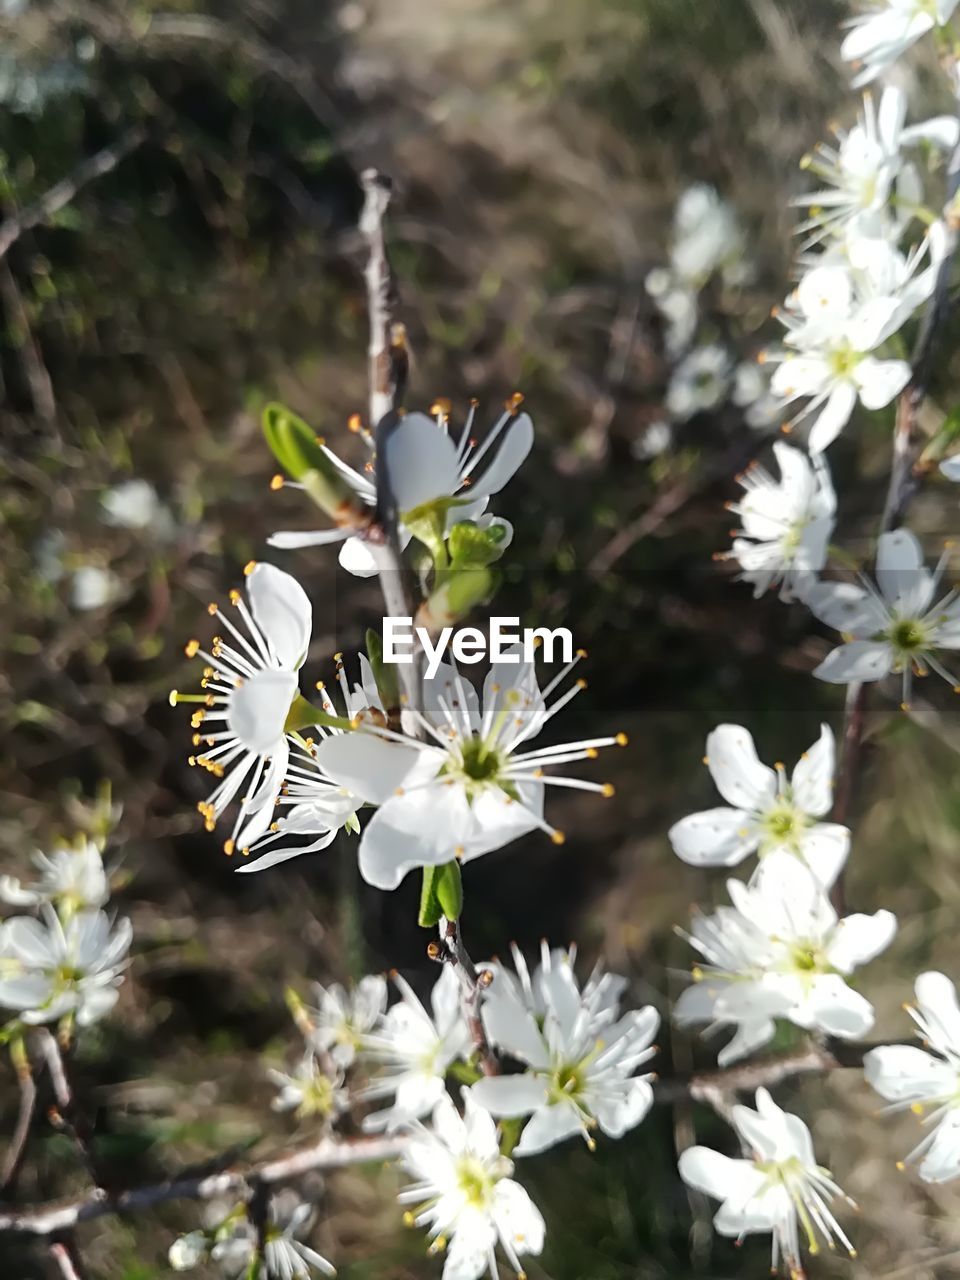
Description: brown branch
xmin=0 ymin=127 xmax=146 ymax=261
xmin=0 ymin=1133 xmax=408 ymax=1237
xmin=36 ymin=1032 xmax=102 ymax=1190
xmin=49 ymin=1241 xmax=85 ymax=1280
xmin=358 ymin=168 xmax=420 ymax=721
xmin=0 ymin=260 xmax=56 ymax=424
xmin=0 ymin=1034 xmax=903 ymax=1239
xmin=1 ymin=1055 xmax=36 ymax=1193
xmin=439 ymin=920 xmax=499 ymax=1077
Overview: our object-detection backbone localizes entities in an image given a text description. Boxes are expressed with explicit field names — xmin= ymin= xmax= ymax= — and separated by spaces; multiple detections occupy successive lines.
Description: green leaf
xmin=418 ymin=860 xmax=463 ymax=927
xmin=365 ymin=627 xmax=400 ymax=713
xmin=262 ymin=402 xmax=367 ymax=524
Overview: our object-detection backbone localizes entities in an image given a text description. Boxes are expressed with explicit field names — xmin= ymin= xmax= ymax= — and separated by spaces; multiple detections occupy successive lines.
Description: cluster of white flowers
xmin=22 ymin=6 xmax=960 ymax=1276
xmin=664 ymin=7 xmax=960 ymax=1278
xmin=644 ymin=184 xmax=783 ymax=437
xmin=0 ymin=837 xmax=130 ymax=1030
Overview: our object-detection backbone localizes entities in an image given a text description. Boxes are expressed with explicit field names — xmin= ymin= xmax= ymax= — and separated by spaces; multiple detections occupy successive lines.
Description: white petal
xmin=876 ymin=527 xmax=925 ymax=606
xmin=796 ymin=824 xmax=850 ymax=888
xmin=463 ymin=413 xmax=534 ymax=502
xmin=513 ymin=1102 xmax=583 ymax=1155
xmin=491 ymin=1178 xmax=545 ymax=1257
xmin=481 ymin=978 xmax=550 ymax=1068
xmin=800 ymin=974 xmax=876 ymax=1038
xmin=313 ymin=732 xmax=431 ymax=805
xmin=442 ymin=1209 xmax=495 ymax=1280
xmin=228 ymin=671 xmax=296 ymax=755
xmin=789 ymin=724 xmax=834 ymax=816
xmin=918 ymin=1111 xmax=960 ymax=1183
xmin=668 ymin=808 xmax=758 ymax=867
xmin=591 ymin=1077 xmax=653 ymax=1138
xmin=705 ymin=725 xmax=777 ymax=810
xmin=470 ymin=1074 xmax=549 ymax=1118
xmin=916 ymin=971 xmax=960 ymax=1057
xmin=864 ymin=1044 xmax=958 ymax=1102
xmin=825 ymin=909 xmax=897 ymax=972
xmin=814 ymin=640 xmax=893 ymax=684
xmin=358 ymin=785 xmax=474 ymax=890
xmin=267 ymin=528 xmax=350 ymax=550
xmin=855 ymin=356 xmax=911 ymax=409
xmin=940 ymin=456 xmax=960 ymax=483
xmin=804 ymin=579 xmax=889 ymax=635
xmin=807 ymin=381 xmax=858 ymax=454
xmin=338 ymin=535 xmax=380 ymax=577
xmin=678 ymin=1147 xmax=763 ymax=1204
xmin=247 ymin=562 xmax=312 ymax=670
xmin=384 ymin=413 xmax=460 ymax=513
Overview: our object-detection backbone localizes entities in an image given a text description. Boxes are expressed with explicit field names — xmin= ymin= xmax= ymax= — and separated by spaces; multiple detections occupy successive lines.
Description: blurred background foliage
xmin=5 ymin=0 xmax=960 ymax=1276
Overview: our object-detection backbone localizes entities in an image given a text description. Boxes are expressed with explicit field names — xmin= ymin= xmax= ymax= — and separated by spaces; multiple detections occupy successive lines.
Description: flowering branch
xmin=0 ymin=1134 xmax=409 ymax=1238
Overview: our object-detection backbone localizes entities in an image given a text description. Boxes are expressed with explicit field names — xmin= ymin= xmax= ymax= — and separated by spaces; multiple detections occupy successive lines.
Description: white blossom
xmin=732 ymin=360 xmax=784 ymax=431
xmin=807 ymin=527 xmax=960 ymax=705
xmin=100 ymin=478 xmax=172 ymax=534
xmin=211 ymin=1203 xmax=335 ymax=1279
xmin=399 ymin=1092 xmax=545 ymax=1280
xmin=170 ymin=563 xmax=313 ymax=855
xmin=668 ymin=724 xmax=849 ymax=886
xmin=865 ymin=970 xmax=960 ymax=1182
xmin=726 ymin=443 xmax=835 ymax=601
xmin=268 ymin=1048 xmax=348 ymax=1120
xmin=70 ymin=564 xmax=120 ymax=611
xmin=841 ymin=0 xmax=960 ymax=87
xmin=361 ymin=965 xmax=471 ymax=1131
xmin=306 ymin=973 xmax=388 ymax=1068
xmin=168 ymin=1231 xmax=209 ymax=1270
xmin=471 ymin=942 xmax=658 ymax=1155
xmin=0 ymin=840 xmax=109 ymax=913
xmin=674 ymin=856 xmax=895 ymax=1064
xmin=793 ymin=86 xmax=957 ymax=244
xmin=269 ymin=404 xmax=532 ymax=577
xmin=669 ymin=184 xmax=746 ymax=289
xmin=679 ymin=1088 xmax=857 ymax=1276
xmin=234 ymin=655 xmax=377 ymax=873
xmin=313 ymin=650 xmax=624 ymax=891
xmin=768 ymin=259 xmax=913 ymax=453
xmin=665 ymin=344 xmax=732 ymax=420
xmin=0 ymin=906 xmax=132 ymax=1026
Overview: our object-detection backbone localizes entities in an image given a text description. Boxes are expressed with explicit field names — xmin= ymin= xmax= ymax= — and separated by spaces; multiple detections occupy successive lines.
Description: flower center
xmin=828 ymin=344 xmax=860 ymax=379
xmin=456 ymin=1156 xmax=495 ymax=1209
xmin=760 ymin=801 xmax=808 ymax=853
xmin=300 ymin=1073 xmax=337 ymax=1118
xmin=549 ymin=1061 xmax=586 ymax=1104
xmin=886 ymin=617 xmax=928 ymax=654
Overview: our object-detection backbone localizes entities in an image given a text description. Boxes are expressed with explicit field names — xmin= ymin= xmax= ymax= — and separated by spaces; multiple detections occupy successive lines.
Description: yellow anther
xmin=615 ymin=732 xmax=628 ymax=746
xmin=585 ymin=747 xmax=598 ymax=759
xmin=551 ymin=831 xmax=566 ymax=845
xmin=169 ymin=690 xmax=179 ymax=706
xmin=270 ymin=474 xmax=284 ymax=490
xmin=184 ymin=639 xmax=200 ymax=658
xmin=430 ymin=398 xmax=452 ymax=415
xmin=506 ymin=391 xmax=525 ymax=411
xmin=348 ymin=413 xmax=363 ymax=432
xmin=601 ymin=783 xmax=615 ymax=798
xmin=229 ymin=589 xmax=241 ymax=605
xmin=691 ymin=966 xmax=704 ymax=981
xmin=576 ymin=677 xmax=587 ymax=689
xmin=244 ymin=560 xmax=256 ymax=576
xmin=223 ymin=840 xmax=235 ymax=856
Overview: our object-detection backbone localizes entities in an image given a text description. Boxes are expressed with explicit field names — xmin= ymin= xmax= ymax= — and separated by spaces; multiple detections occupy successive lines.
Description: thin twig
xmin=36 ymin=1032 xmax=100 ymax=1189
xmin=1 ymin=1055 xmax=36 ymax=1192
xmin=0 ymin=127 xmax=146 ymax=261
xmin=0 ymin=1134 xmax=409 ymax=1236
xmin=0 ymin=1035 xmax=902 ymax=1239
xmin=358 ymin=168 xmax=420 ymax=721
xmin=49 ymin=1241 xmax=85 ymax=1280
xmin=0 ymin=260 xmax=56 ymax=424
xmin=439 ymin=920 xmax=500 ymax=1077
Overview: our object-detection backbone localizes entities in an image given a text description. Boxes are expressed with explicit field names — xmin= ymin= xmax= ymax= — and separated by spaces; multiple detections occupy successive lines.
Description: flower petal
xmin=247 ymin=563 xmax=312 ymax=670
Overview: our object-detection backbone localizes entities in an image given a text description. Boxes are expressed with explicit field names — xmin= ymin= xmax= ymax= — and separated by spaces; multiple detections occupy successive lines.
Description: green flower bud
xmin=262 ymin=403 xmax=369 ymax=528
